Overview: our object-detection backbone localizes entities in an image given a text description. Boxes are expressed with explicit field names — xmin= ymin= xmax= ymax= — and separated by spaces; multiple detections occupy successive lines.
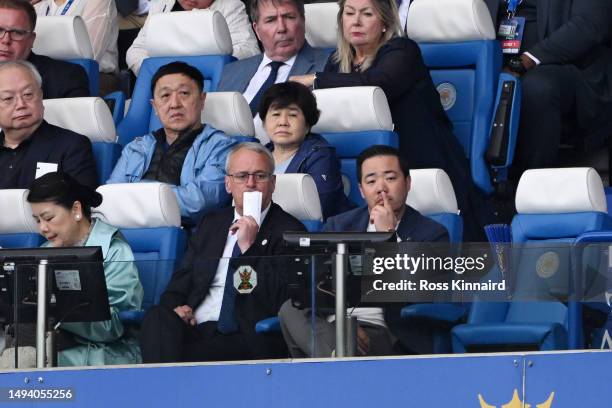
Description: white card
xmin=35 ymin=162 xmax=58 ymax=179
xmin=243 ymin=191 xmax=262 ymax=226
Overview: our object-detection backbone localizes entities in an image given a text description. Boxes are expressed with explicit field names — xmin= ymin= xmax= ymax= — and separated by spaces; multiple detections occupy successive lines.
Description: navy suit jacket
xmin=483 ymin=0 xmax=612 ymax=100
xmin=217 ymin=43 xmax=330 ymax=93
xmin=323 ymin=205 xmax=449 ymax=354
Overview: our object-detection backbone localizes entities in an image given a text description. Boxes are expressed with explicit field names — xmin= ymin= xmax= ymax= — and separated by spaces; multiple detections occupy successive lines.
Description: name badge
xmin=497 ymin=16 xmax=525 ymax=55
xmin=35 ymin=162 xmax=58 ymax=179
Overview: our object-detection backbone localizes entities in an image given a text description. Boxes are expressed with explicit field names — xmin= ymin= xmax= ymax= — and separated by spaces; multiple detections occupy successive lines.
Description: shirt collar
xmin=259 ymin=53 xmax=297 ymax=71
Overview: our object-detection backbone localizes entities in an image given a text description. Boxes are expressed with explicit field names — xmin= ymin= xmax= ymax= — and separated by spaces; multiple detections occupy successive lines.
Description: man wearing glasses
xmin=108 ymin=61 xmax=237 ymax=225
xmin=139 ymin=142 xmax=306 ymax=363
xmin=0 ymin=0 xmax=89 ymax=98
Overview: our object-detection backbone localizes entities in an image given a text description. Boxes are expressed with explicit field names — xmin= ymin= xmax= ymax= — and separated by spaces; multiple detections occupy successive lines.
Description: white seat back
xmin=305 ymin=3 xmax=339 ymax=48
xmin=43 ymin=97 xmax=116 ymax=143
xmin=33 ymin=16 xmax=93 ymax=59
xmin=146 ymin=10 xmax=232 ymax=56
xmin=272 ymin=174 xmax=323 ymax=222
xmin=94 ymin=183 xmax=181 ymax=228
xmin=406 ymin=169 xmax=459 ymax=215
xmin=407 ymin=0 xmax=495 ymax=42
xmin=312 ymin=86 xmax=393 ymax=133
xmin=202 ymin=92 xmax=255 ymax=136
xmin=0 ymin=190 xmax=38 ymax=234
xmin=515 ymin=168 xmax=607 ymax=215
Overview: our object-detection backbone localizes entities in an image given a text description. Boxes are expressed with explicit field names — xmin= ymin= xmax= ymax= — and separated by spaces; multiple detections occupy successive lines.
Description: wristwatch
xmin=507 ymin=56 xmax=527 ymax=75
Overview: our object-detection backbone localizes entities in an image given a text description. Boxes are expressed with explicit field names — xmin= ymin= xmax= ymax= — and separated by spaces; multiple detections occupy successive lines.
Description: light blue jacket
xmin=46 ymin=219 xmax=144 ymax=366
xmin=107 ymin=126 xmax=237 ymax=223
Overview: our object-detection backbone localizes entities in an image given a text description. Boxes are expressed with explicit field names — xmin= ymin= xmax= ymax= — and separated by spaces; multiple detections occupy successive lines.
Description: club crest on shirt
xmin=233 ymin=265 xmax=257 ymax=294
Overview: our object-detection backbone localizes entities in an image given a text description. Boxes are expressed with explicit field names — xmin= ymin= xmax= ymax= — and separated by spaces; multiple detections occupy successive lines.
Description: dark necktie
xmin=217 ymin=241 xmax=241 ymax=334
xmin=249 ymin=61 xmax=284 ymax=117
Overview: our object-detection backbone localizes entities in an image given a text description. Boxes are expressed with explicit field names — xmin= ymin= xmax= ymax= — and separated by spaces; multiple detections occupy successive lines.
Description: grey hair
xmin=225 ymin=142 xmax=276 ymax=175
xmin=0 ymin=60 xmax=43 ymax=89
xmin=333 ymin=0 xmax=403 ymax=73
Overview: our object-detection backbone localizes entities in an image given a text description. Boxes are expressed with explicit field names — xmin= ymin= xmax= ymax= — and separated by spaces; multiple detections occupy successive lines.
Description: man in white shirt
xmin=126 ymin=0 xmax=260 ymax=75
xmin=139 ymin=142 xmax=307 ymax=363
xmin=217 ymin=0 xmax=329 ymax=143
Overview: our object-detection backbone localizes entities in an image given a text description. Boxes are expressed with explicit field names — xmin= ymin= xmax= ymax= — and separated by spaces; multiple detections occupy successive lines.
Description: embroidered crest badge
xmin=233 ymin=265 xmax=257 ymax=294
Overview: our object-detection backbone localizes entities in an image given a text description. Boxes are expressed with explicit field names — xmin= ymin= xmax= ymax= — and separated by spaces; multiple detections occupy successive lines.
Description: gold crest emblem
xmin=478 ymin=389 xmax=554 ymax=408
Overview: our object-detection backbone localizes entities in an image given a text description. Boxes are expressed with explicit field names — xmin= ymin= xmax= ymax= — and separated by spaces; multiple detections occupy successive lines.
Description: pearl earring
xmin=75 ymin=215 xmax=81 ymax=221
xmin=382 ymin=28 xmax=386 ymax=32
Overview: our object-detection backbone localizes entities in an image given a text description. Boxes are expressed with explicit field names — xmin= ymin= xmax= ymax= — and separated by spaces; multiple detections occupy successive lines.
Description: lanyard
xmin=506 ymin=0 xmax=523 ymax=18
xmin=45 ymin=0 xmax=76 ymax=16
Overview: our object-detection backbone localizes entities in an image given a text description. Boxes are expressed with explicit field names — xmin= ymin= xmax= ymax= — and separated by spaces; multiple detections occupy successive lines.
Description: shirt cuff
xmin=523 ymin=52 xmax=541 ymax=66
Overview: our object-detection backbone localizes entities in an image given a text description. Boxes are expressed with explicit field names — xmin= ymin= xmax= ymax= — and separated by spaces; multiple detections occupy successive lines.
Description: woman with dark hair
xmin=260 ymin=82 xmax=355 ymax=219
xmin=26 ymin=172 xmax=143 ymax=366
xmin=289 ymin=0 xmax=494 ymax=240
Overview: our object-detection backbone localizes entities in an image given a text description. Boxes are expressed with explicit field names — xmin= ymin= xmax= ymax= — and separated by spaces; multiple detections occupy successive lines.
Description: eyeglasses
xmin=0 ymin=27 xmax=32 ymax=41
xmin=228 ymin=172 xmax=273 ymax=184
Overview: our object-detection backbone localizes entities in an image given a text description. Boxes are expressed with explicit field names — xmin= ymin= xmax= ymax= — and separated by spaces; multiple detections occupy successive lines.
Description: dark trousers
xmin=139 ymin=305 xmax=287 ymax=363
xmin=512 ymin=64 xmax=608 ymax=179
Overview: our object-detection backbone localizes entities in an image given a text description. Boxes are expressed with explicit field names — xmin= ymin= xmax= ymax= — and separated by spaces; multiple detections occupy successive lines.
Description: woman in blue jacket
xmin=260 ymin=82 xmax=355 ymax=219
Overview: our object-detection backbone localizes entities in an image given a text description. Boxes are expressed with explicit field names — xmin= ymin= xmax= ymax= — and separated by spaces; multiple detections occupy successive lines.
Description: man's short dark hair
xmin=357 ymin=145 xmax=411 ymax=182
xmin=250 ymin=0 xmax=305 ymax=23
xmin=0 ymin=0 xmax=37 ymax=31
xmin=150 ymin=62 xmax=204 ymax=94
xmin=258 ymin=82 xmax=320 ymax=128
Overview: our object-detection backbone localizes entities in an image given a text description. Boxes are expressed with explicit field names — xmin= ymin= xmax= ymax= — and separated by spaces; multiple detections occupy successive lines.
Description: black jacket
xmin=28 ymin=52 xmax=90 ymax=99
xmin=161 ymin=202 xmax=307 ymax=335
xmin=2 ymin=120 xmax=98 ymax=189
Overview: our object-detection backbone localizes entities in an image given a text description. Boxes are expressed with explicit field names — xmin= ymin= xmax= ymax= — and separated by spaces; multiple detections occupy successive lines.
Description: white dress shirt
xmin=244 ymin=54 xmax=298 ymax=144
xmin=194 ymin=205 xmax=271 ymax=324
xmin=398 ymin=0 xmax=411 ymax=33
xmin=35 ymin=0 xmax=119 ymax=73
xmin=126 ymin=0 xmax=260 ymax=75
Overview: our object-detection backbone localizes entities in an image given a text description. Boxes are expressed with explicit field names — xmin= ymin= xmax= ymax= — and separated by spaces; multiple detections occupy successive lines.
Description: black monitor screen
xmin=0 ymin=246 xmax=110 ymax=324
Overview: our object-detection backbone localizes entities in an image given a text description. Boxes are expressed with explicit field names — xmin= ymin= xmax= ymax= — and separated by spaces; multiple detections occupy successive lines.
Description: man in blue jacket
xmin=107 ymin=62 xmax=237 ymax=225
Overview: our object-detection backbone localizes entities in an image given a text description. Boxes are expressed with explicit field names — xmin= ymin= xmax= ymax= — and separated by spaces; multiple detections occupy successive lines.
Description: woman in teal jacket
xmin=27 ymin=172 xmax=144 ymax=366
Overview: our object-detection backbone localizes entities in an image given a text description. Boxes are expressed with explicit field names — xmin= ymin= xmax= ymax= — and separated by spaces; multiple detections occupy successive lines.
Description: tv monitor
xmin=0 ymin=246 xmax=110 ymax=325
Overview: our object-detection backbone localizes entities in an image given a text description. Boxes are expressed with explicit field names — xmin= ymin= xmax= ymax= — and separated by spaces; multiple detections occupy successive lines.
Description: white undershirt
xmin=194 ymin=205 xmax=271 ymax=324
xmin=243 ymin=54 xmax=297 ymax=144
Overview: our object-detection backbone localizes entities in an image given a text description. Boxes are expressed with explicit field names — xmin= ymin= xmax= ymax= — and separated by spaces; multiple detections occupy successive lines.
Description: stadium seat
xmin=273 ymin=173 xmax=324 ymax=232
xmin=311 ymin=86 xmax=399 ymax=205
xmin=0 ymin=189 xmax=43 ymax=248
xmin=406 ymin=169 xmax=463 ymax=242
xmin=452 ymin=168 xmax=612 ymax=352
xmin=401 ymin=169 xmax=466 ymax=353
xmin=43 ymin=97 xmax=121 ymax=185
xmin=304 ymin=2 xmax=338 ymax=55
xmin=33 ymin=15 xmax=99 ymax=96
xmin=116 ymin=10 xmax=234 ymax=145
xmin=407 ymin=0 xmax=521 ymax=194
xmin=94 ymin=183 xmax=187 ymax=323
xmin=202 ymin=92 xmax=257 ymax=142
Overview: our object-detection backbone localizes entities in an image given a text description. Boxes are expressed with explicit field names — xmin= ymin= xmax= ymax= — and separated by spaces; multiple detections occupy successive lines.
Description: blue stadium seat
xmin=452 ymin=168 xmax=612 ymax=352
xmin=311 ymin=87 xmax=399 ymax=206
xmin=255 ymin=173 xmax=324 ymax=334
xmin=272 ymin=173 xmax=324 ymax=232
xmin=116 ymin=10 xmax=235 ymax=145
xmin=43 ymin=97 xmax=122 ymax=185
xmin=95 ymin=183 xmax=187 ymax=323
xmin=401 ymin=168 xmax=466 ymax=353
xmin=407 ymin=0 xmax=521 ymax=194
xmin=33 ymin=15 xmax=100 ymax=96
xmin=304 ymin=3 xmax=338 ymax=56
xmin=0 ymin=190 xmax=43 ymax=248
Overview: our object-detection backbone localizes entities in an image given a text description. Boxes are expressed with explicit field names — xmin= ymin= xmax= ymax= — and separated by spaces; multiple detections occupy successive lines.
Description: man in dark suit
xmin=279 ymin=145 xmax=448 ymax=357
xmin=140 ymin=142 xmax=307 ymax=363
xmin=217 ymin=0 xmax=328 ymax=142
xmin=0 ymin=0 xmax=90 ymax=99
xmin=484 ymin=0 xmax=612 ymax=177
xmin=0 ymin=60 xmax=98 ymax=189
